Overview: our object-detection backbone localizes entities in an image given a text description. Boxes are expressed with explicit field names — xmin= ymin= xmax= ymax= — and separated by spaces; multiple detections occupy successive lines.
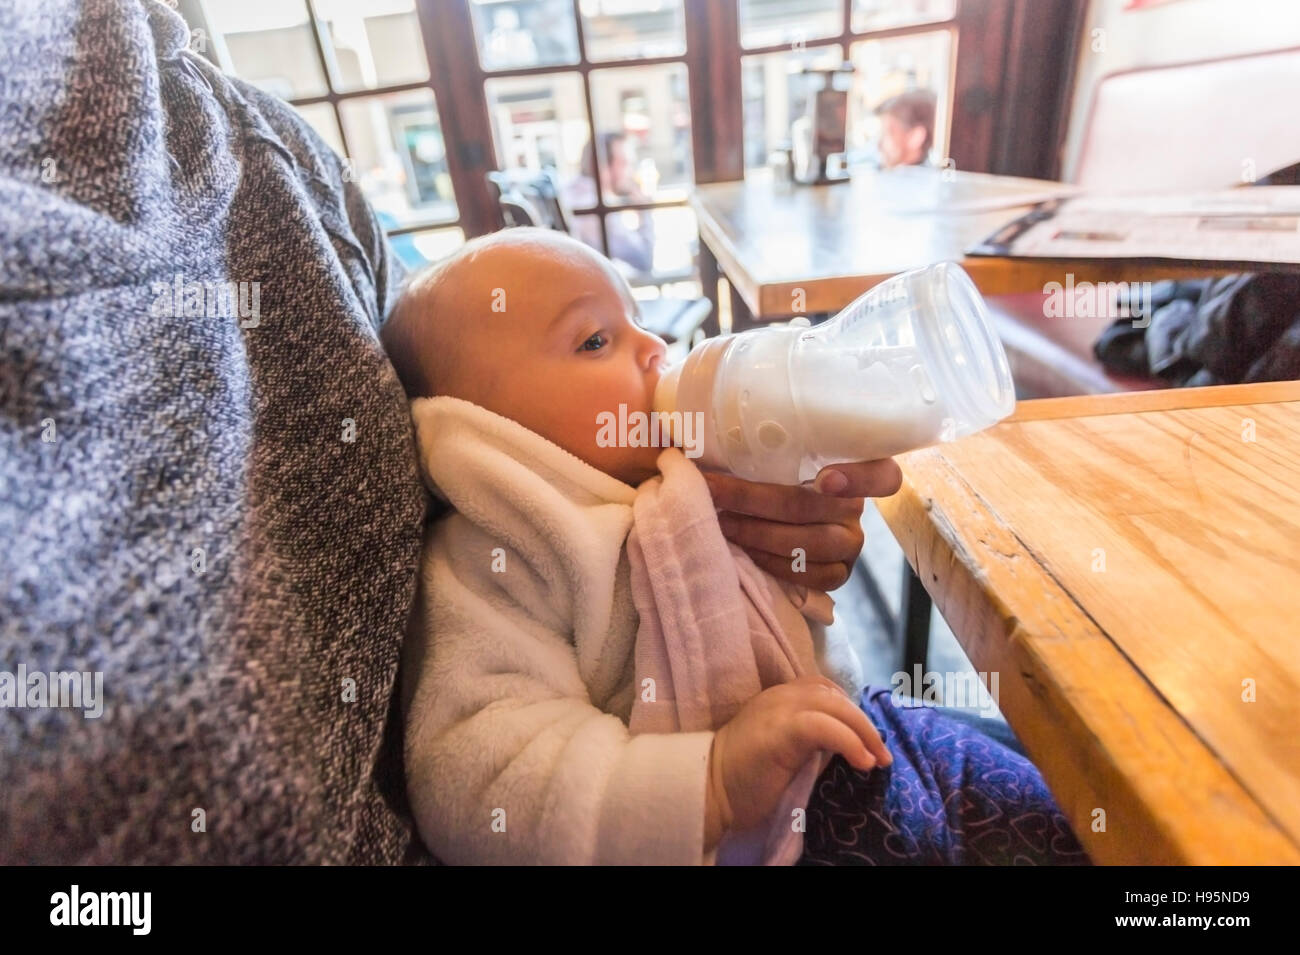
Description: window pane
xmin=570 ymin=208 xmax=698 ymax=286
xmin=741 ymin=44 xmax=845 ymax=172
xmin=202 ymin=0 xmax=328 ymax=99
xmin=738 ymin=0 xmax=842 ymax=49
xmin=848 ymin=30 xmax=953 ymax=168
xmin=312 ymin=0 xmax=429 ymax=92
xmin=387 ymin=227 xmax=466 ymax=270
xmin=470 ymin=0 xmax=580 ymax=71
xmin=589 ymin=64 xmax=693 ymax=206
xmin=580 ymin=0 xmax=687 ymax=62
xmin=603 ymin=206 xmax=697 ymax=284
xmin=852 ymin=0 xmax=956 ymax=33
xmin=295 ymin=103 xmax=345 ymax=156
xmin=485 ymin=73 xmax=592 ymax=204
xmin=338 ymin=89 xmax=458 ymax=230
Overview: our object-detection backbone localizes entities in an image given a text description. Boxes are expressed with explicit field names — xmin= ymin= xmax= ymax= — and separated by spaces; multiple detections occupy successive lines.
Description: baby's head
xmin=381 ymin=227 xmax=668 ymax=486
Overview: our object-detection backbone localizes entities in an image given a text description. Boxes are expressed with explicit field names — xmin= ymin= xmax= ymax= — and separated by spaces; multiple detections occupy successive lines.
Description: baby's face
xmin=406 ymin=230 xmax=669 ymax=486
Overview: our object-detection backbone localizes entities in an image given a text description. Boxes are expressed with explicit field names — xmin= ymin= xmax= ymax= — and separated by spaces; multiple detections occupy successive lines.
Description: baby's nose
xmin=641 ymin=332 xmax=668 ymax=372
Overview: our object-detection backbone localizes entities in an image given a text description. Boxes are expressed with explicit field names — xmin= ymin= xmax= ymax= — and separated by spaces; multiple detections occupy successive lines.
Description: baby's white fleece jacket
xmin=400 ymin=396 xmax=863 ymax=865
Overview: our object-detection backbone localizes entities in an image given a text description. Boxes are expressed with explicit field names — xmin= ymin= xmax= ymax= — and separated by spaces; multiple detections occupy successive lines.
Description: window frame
xmin=457 ymin=1 xmax=696 ymax=261
xmin=191 ymin=0 xmax=1081 ymax=256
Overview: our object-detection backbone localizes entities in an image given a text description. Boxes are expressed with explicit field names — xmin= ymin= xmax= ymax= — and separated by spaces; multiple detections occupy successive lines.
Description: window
xmin=484 ymin=72 xmax=591 ymax=199
xmin=589 ymin=63 xmax=693 ymax=205
xmin=188 ymin=1 xmax=975 ymax=278
xmin=338 ymin=89 xmax=458 ymax=228
xmin=472 ymin=0 xmax=700 ymax=290
xmin=313 ymin=0 xmax=429 ymax=90
xmin=738 ymin=0 xmax=958 ymax=173
xmin=738 ymin=0 xmax=842 ymax=49
xmin=469 ymin=0 xmax=582 ymax=71
xmin=851 ymin=0 xmax=956 ymax=33
xmin=196 ymin=0 xmax=703 ymax=280
xmin=196 ymin=0 xmax=464 ymax=269
xmin=202 ymin=0 xmax=330 ymax=100
xmin=580 ymin=0 xmax=687 ymax=62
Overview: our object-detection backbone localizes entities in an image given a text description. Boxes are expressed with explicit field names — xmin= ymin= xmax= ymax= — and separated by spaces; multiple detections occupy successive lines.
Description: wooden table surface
xmin=691 ymin=166 xmax=1232 ymax=321
xmin=875 ymin=380 xmax=1300 ymax=865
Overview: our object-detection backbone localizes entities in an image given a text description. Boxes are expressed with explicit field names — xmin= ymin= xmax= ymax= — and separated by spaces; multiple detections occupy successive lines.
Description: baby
xmin=381 ymin=227 xmax=890 ymax=865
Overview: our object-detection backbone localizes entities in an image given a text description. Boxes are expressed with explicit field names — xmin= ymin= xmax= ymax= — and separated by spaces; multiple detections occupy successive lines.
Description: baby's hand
xmin=705 ymin=675 xmax=892 ymax=846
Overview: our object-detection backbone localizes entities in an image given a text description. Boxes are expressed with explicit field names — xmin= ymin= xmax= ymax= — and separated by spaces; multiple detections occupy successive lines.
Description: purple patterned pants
xmin=797 ymin=686 xmax=1092 ymax=865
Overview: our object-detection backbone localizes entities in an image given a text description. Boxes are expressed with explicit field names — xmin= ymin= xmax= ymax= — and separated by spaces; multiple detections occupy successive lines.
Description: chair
xmin=486 ymin=169 xmax=712 ymax=350
xmin=487 ymin=169 xmax=572 ymax=232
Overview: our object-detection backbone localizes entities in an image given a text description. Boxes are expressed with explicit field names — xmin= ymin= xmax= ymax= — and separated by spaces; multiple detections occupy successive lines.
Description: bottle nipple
xmin=654 ymin=362 xmax=683 ymax=416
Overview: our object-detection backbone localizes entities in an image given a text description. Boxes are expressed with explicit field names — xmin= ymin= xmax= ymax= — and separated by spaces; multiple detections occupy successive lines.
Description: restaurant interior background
xmin=176 ymin=0 xmax=1300 ymax=304
xmin=175 ymin=0 xmax=1300 ymax=706
xmin=178 ymin=0 xmax=1058 ymax=289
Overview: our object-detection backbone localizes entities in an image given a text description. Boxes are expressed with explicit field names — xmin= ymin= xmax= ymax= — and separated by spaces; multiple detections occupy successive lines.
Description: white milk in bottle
xmin=654 ymin=262 xmax=1014 ymax=484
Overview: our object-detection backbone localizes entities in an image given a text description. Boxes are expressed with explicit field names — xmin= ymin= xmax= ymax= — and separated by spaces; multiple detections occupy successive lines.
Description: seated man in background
xmin=565 ymin=131 xmax=656 ymax=276
xmin=874 ymin=89 xmax=937 ymax=169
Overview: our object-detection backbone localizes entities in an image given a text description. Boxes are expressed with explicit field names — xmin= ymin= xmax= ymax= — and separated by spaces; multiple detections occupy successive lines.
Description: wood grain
xmin=1008 ymin=379 xmax=1300 ymax=421
xmin=877 ymin=385 xmax=1300 ymax=864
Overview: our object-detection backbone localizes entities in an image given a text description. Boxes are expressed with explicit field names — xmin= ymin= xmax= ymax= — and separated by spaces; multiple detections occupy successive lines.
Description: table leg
xmin=897 ymin=562 xmax=932 ymax=676
xmin=698 ymin=240 xmax=721 ymax=339
xmin=729 ymin=281 xmax=759 ymax=334
xmin=853 ymin=553 xmax=897 ymax=635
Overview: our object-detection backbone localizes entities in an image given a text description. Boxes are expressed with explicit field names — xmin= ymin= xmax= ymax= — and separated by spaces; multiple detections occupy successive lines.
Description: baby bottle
xmin=653 ymin=261 xmax=1015 ymax=485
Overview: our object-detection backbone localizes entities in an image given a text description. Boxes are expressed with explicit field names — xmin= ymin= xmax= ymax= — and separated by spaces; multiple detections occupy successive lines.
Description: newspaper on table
xmin=968 ymin=186 xmax=1300 ymax=267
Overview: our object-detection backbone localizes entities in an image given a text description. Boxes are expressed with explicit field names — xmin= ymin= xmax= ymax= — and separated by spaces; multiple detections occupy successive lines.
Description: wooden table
xmin=876 ymin=380 xmax=1300 ymax=865
xmin=690 ymin=166 xmax=1231 ymax=330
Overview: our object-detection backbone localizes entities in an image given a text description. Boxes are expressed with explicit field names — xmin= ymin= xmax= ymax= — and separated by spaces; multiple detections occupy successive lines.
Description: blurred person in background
xmin=874 ymin=89 xmax=936 ymax=168
xmin=565 ymin=131 xmax=656 ymax=276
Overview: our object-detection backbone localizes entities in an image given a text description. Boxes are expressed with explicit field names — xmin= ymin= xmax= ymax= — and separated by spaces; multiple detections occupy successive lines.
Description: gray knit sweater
xmin=0 ymin=0 xmax=430 ymax=863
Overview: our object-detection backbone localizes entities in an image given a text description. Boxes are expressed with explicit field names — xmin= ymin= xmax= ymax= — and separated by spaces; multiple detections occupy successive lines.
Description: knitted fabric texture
xmin=0 ymin=0 xmax=428 ymax=863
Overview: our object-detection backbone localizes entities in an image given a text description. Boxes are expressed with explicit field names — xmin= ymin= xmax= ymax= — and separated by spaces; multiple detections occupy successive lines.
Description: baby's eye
xmin=579 ymin=333 xmax=607 ymax=352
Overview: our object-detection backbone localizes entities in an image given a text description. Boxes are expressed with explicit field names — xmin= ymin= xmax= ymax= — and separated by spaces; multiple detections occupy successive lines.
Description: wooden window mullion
xmin=684 ymin=0 xmax=743 ymax=183
xmin=566 ymin=0 xmax=612 ymax=255
xmin=415 ymin=0 xmax=498 ymax=237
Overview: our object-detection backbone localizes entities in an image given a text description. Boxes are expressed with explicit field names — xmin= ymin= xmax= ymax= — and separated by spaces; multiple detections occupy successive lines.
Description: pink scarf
xmin=626 ymin=449 xmax=831 ymax=864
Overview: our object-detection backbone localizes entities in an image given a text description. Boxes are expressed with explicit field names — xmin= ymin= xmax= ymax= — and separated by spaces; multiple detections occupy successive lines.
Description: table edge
xmin=876 ymin=447 xmax=1300 ymax=864
xmin=1010 ymin=380 xmax=1300 ymax=422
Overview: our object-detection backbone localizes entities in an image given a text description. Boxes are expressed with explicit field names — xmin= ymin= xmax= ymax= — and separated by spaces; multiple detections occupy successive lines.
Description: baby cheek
xmin=580 ymin=367 xmax=640 ymax=416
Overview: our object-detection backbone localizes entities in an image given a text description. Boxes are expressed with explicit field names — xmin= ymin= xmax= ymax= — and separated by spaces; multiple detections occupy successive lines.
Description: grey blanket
xmin=0 ymin=0 xmax=429 ymax=863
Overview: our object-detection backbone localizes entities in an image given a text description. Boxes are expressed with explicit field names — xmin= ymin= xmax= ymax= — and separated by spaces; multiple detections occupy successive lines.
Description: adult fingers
xmin=703 ymin=470 xmax=864 ymax=525
xmin=812 ymin=459 xmax=904 ymax=498
xmin=716 ymin=511 xmax=863 ymax=563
